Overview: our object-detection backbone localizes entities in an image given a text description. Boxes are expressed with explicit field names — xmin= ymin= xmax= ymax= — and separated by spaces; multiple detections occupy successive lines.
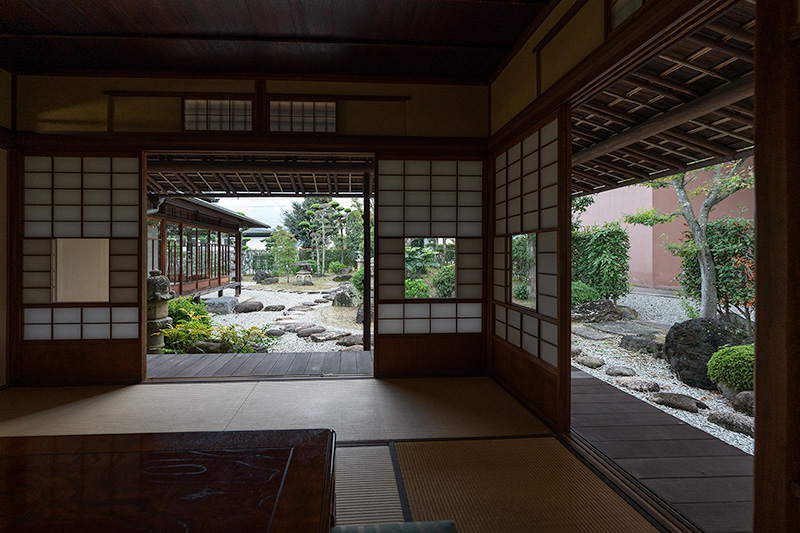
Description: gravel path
xmin=574 ymin=288 xmax=754 ymax=455
xmin=208 ymin=284 xmax=366 ymax=353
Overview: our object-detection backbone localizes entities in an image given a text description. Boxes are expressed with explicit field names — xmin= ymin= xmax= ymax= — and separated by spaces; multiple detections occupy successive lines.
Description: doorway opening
xmin=143 ymin=151 xmax=375 ymax=380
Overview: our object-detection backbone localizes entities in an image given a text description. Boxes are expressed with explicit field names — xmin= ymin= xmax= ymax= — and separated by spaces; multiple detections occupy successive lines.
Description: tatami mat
xmin=334 ymin=446 xmax=405 ymax=526
xmin=0 ymin=377 xmax=549 ymax=441
xmin=226 ymin=377 xmax=551 ymax=441
xmin=395 ymin=437 xmax=659 ymax=533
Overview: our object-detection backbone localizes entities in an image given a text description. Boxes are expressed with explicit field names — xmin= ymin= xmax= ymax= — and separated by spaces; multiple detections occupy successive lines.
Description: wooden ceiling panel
xmin=0 ymin=0 xmax=548 ymax=81
xmin=570 ymin=1 xmax=754 ymax=197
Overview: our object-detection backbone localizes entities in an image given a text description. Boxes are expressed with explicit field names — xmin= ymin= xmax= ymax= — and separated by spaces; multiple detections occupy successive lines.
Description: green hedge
xmin=432 ymin=264 xmax=456 ymax=298
xmin=572 ymin=221 xmax=631 ymax=301
xmin=168 ymin=297 xmax=210 ymax=326
xmin=707 ymin=344 xmax=755 ymax=392
xmin=404 ymin=278 xmax=430 ymax=298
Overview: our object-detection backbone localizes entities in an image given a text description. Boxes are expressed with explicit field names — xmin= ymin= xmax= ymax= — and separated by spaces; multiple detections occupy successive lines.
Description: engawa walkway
xmin=571 ymin=369 xmax=753 ymax=533
xmin=147 ymin=351 xmax=374 ymax=380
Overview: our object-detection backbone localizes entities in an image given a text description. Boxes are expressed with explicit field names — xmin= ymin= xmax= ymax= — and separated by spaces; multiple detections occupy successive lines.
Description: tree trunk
xmin=696 ymin=243 xmax=718 ymax=318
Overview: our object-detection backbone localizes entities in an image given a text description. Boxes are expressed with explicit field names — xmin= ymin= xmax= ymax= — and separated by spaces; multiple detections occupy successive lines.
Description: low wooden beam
xmin=685 ymin=34 xmax=753 ymax=63
xmin=147 ymin=160 xmax=374 ymax=174
xmin=706 ymin=20 xmax=755 ymax=46
xmin=572 ymin=74 xmax=753 ymax=165
xmin=661 ymin=129 xmax=737 ymax=159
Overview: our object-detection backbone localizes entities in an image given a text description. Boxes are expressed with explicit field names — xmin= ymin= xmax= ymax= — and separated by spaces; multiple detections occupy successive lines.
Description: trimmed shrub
xmin=168 ymin=297 xmax=210 ymax=326
xmin=571 ymin=281 xmax=600 ymax=307
xmin=512 ymin=283 xmax=528 ymax=301
xmin=707 ymin=344 xmax=755 ymax=392
xmin=328 ymin=261 xmax=347 ymax=274
xmin=351 ymin=268 xmax=364 ymax=295
xmin=572 ymin=221 xmax=631 ymax=301
xmin=432 ymin=264 xmax=456 ymax=298
xmin=404 ymin=278 xmax=430 ymax=299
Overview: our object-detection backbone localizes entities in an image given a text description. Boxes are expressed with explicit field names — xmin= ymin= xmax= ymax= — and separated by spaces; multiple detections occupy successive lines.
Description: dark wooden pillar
xmin=363 ymin=172 xmax=371 ymax=350
xmin=235 ymin=231 xmax=242 ymax=297
xmin=159 ymin=218 xmax=167 ymax=275
xmin=254 ymin=79 xmax=267 ymax=136
xmin=753 ymin=1 xmax=800 ymax=531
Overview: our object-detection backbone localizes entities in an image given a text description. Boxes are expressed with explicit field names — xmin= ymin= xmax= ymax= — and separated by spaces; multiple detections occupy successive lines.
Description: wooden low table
xmin=0 ymin=429 xmax=335 ymax=532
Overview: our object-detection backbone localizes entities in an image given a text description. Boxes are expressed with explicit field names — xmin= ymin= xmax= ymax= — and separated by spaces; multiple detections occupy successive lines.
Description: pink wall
xmin=578 ymin=158 xmax=755 ymax=289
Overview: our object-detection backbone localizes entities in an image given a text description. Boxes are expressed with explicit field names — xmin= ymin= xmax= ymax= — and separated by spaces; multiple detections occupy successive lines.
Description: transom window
xmin=184 ymin=99 xmax=253 ymax=131
xmin=269 ymin=101 xmax=336 ymax=133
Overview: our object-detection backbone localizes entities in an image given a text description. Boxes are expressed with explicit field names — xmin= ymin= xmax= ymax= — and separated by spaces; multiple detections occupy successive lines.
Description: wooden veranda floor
xmin=571 ymin=369 xmax=753 ymax=533
xmin=147 ymin=351 xmax=374 ymax=380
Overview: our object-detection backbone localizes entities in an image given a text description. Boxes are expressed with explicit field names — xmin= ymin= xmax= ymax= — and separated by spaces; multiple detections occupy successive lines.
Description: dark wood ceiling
xmin=0 ymin=0 xmax=549 ymax=83
xmin=146 ymin=152 xmax=374 ymax=197
xmin=570 ymin=1 xmax=754 ymax=196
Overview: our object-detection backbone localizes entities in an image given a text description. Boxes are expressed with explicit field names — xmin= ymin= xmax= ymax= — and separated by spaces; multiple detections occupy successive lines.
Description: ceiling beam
xmin=147 ymin=161 xmax=374 ymax=174
xmin=0 ymin=32 xmax=510 ymax=51
xmin=572 ymin=74 xmax=753 ymax=165
xmin=685 ymin=34 xmax=753 ymax=63
xmin=706 ymin=21 xmax=755 ymax=46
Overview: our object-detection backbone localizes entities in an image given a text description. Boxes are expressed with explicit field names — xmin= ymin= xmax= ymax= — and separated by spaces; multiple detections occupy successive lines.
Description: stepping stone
xmin=606 ymin=365 xmax=636 ymax=377
xmin=340 ymin=344 xmax=364 ymax=351
xmin=301 ymin=301 xmax=318 ymax=306
xmin=337 ymin=334 xmax=364 ymax=346
xmin=650 ymin=392 xmax=708 ymax=412
xmin=297 ymin=326 xmax=326 ymax=338
xmin=264 ymin=304 xmax=286 ymax=312
xmin=275 ymin=316 xmax=297 ymax=322
xmin=288 ymin=305 xmax=313 ymax=312
xmin=310 ymin=331 xmax=351 ymax=342
xmin=282 ymin=323 xmax=315 ymax=333
xmin=617 ymin=377 xmax=660 ymax=392
xmin=572 ymin=325 xmax=615 ymax=340
xmin=708 ymin=411 xmax=754 ymax=437
xmin=571 ymin=345 xmax=582 ymax=357
xmin=575 ymin=355 xmax=605 ymax=369
xmin=265 ymin=328 xmax=285 ymax=336
xmin=314 ymin=299 xmax=328 ymax=304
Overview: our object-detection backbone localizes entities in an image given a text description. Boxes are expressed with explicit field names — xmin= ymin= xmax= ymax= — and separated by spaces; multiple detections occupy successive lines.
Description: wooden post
xmin=753 ymin=1 xmax=800 ymax=531
xmin=159 ymin=219 xmax=166 ymax=275
xmin=254 ymin=79 xmax=267 ymax=136
xmin=178 ymin=223 xmax=184 ymax=295
xmin=363 ymin=172 xmax=371 ymax=350
xmin=235 ymin=231 xmax=242 ymax=297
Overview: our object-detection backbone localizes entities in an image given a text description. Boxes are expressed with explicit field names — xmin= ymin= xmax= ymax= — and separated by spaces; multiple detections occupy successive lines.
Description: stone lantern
xmin=146 ymin=270 xmax=175 ymax=353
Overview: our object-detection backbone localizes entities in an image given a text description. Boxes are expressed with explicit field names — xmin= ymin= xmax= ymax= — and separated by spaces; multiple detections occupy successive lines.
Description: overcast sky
xmin=217 ymin=197 xmax=354 ymax=249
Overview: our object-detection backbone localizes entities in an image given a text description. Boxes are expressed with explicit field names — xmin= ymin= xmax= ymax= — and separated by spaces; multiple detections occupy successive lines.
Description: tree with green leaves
xmin=300 ymin=201 xmax=345 ymax=274
xmin=267 ymin=226 xmax=298 ymax=278
xmin=623 ymin=160 xmax=754 ymax=320
xmin=281 ymin=197 xmax=330 ymax=248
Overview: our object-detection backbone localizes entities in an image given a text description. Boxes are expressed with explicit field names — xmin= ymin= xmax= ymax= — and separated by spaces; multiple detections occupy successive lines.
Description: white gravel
xmin=617 ymin=290 xmax=695 ymax=325
xmin=208 ymin=284 xmax=365 ymax=353
xmin=572 ymin=335 xmax=754 ymax=455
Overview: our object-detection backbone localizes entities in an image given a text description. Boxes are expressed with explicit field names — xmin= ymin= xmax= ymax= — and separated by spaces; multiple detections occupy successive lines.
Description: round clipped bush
xmin=571 ymin=281 xmax=600 ymax=307
xmin=432 ymin=264 xmax=456 ymax=298
xmin=404 ymin=278 xmax=430 ymax=299
xmin=328 ymin=261 xmax=346 ymax=274
xmin=351 ymin=268 xmax=364 ymax=295
xmin=168 ymin=297 xmax=210 ymax=326
xmin=512 ymin=284 xmax=528 ymax=301
xmin=707 ymin=344 xmax=755 ymax=393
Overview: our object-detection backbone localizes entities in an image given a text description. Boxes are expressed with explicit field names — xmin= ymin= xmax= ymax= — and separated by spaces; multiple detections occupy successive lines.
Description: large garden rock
xmin=192 ymin=341 xmax=224 ymax=353
xmin=732 ymin=391 xmax=755 ymax=417
xmin=708 ymin=411 xmax=754 ymax=437
xmin=356 ymin=303 xmax=373 ymax=324
xmin=234 ymin=300 xmax=264 ymax=313
xmin=649 ymin=392 xmax=708 ymax=413
xmin=202 ymin=296 xmax=238 ymax=315
xmin=663 ymin=318 xmax=752 ymax=389
xmin=617 ymin=377 xmax=660 ymax=392
xmin=606 ymin=366 xmax=636 ymax=377
xmin=620 ymin=333 xmax=662 ymax=354
xmin=337 ymin=334 xmax=365 ymax=346
xmin=297 ymin=326 xmax=326 ymax=338
xmin=264 ymin=328 xmax=285 ymax=337
xmin=253 ymin=271 xmax=273 ymax=283
xmin=333 ymin=291 xmax=354 ymax=307
xmin=259 ymin=277 xmax=279 ymax=284
xmin=571 ymin=299 xmax=629 ymax=323
xmin=333 ymin=274 xmax=352 ymax=282
xmin=571 ymin=345 xmax=582 ymax=357
xmin=575 ymin=355 xmax=605 ymax=369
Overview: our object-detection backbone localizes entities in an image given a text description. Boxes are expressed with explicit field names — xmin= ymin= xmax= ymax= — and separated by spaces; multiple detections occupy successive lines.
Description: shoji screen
xmin=15 ymin=155 xmax=143 ymax=385
xmin=374 ymin=159 xmax=486 ymax=376
xmin=490 ymin=114 xmax=569 ymax=429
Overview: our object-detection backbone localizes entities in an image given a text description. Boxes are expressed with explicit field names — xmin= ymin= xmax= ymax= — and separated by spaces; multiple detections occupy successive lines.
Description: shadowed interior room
xmin=0 ymin=1 xmax=797 ymax=532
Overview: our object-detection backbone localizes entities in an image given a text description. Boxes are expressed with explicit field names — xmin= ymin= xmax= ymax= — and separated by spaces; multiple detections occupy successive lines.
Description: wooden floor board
xmin=147 ymin=351 xmax=373 ymax=379
xmin=571 ymin=369 xmax=753 ymax=533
